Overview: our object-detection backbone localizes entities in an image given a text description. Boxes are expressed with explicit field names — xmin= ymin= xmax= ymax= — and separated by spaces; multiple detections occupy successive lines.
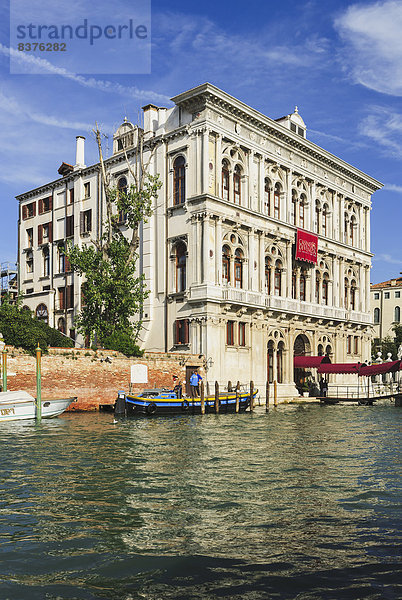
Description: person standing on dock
xmin=190 ymin=371 xmax=199 ymax=398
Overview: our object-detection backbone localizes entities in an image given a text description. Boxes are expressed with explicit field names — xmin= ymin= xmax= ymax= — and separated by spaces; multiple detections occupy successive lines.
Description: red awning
xmin=358 ymin=360 xmax=402 ymax=377
xmin=318 ymin=363 xmax=360 ymax=374
xmin=294 ymin=355 xmax=331 ymax=369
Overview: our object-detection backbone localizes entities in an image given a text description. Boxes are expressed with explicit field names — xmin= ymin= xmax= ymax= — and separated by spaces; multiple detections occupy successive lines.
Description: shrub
xmin=0 ymin=302 xmax=74 ymax=354
xmin=101 ymin=330 xmax=143 ymax=357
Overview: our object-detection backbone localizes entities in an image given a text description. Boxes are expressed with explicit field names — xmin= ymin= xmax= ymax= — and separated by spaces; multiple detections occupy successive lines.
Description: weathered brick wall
xmin=3 ymin=347 xmax=204 ymax=411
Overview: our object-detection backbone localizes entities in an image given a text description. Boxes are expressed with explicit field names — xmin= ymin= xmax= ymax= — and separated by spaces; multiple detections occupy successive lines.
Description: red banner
xmin=295 ymin=229 xmax=318 ymax=264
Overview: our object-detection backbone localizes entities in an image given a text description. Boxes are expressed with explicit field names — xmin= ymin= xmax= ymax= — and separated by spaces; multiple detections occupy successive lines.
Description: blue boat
xmin=114 ymin=388 xmax=257 ymax=417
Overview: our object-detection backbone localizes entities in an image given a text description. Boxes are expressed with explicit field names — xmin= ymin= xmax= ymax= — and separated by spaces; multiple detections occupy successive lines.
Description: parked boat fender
xmin=114 ymin=391 xmax=126 ymax=416
xmin=181 ymin=400 xmax=189 ymax=411
xmin=146 ymin=402 xmax=157 ymax=415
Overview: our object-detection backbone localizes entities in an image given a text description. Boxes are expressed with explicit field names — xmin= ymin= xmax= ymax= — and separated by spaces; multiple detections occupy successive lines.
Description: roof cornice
xmin=171 ymin=83 xmax=383 ymax=193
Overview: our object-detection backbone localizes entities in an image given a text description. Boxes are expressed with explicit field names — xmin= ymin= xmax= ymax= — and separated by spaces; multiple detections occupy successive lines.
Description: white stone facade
xmin=17 ymin=83 xmax=381 ymax=398
xmin=371 ymin=277 xmax=402 ymax=340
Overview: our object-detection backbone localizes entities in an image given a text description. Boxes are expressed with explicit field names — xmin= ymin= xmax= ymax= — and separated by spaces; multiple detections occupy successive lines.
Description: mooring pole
xmin=215 ymin=381 xmax=219 ymax=414
xmin=200 ymin=381 xmax=205 ymax=415
xmin=235 ymin=380 xmax=240 ymax=413
xmin=274 ymin=380 xmax=278 ymax=407
xmin=265 ymin=381 xmax=269 ymax=411
xmin=36 ymin=344 xmax=42 ymax=423
xmin=2 ymin=348 xmax=7 ymax=392
xmin=250 ymin=380 xmax=254 ymax=411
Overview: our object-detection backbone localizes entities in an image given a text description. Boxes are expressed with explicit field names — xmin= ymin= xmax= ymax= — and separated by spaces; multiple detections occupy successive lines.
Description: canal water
xmin=0 ymin=404 xmax=401 ymax=599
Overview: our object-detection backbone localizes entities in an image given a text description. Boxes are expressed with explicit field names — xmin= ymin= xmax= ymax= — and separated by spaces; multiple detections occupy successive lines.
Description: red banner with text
xmin=295 ymin=229 xmax=318 ymax=264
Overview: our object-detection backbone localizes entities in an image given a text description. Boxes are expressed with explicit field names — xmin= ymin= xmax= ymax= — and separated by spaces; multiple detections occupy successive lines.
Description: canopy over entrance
xmin=318 ymin=363 xmax=360 ymax=374
xmin=294 ymin=355 xmax=331 ymax=369
xmin=358 ymin=360 xmax=401 ymax=377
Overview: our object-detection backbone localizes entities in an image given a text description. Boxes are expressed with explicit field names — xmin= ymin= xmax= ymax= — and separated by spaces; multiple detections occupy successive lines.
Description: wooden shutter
xmin=48 ymin=222 xmax=53 ymax=243
xmin=67 ymin=285 xmax=74 ymax=309
xmin=184 ymin=319 xmax=189 ymax=344
xmin=32 ymin=202 xmax=36 ymax=217
xmin=38 ymin=198 xmax=43 ymax=214
xmin=174 ymin=320 xmax=179 ymax=344
xmin=38 ymin=224 xmax=43 ymax=245
xmin=80 ymin=211 xmax=84 ymax=234
xmin=48 ymin=196 xmax=53 ymax=211
xmin=59 ymin=287 xmax=65 ymax=310
xmin=22 ymin=205 xmax=27 ymax=220
xmin=87 ymin=210 xmax=92 ymax=232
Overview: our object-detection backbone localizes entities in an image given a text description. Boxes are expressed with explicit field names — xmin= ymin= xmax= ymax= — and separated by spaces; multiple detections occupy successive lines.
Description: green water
xmin=0 ymin=404 xmax=401 ymax=599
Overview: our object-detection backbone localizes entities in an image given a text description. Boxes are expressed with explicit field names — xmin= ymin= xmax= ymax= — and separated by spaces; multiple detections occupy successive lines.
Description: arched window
xmin=350 ymin=280 xmax=356 ymax=310
xmin=173 ymin=156 xmax=186 ymax=205
xmin=299 ymin=199 xmax=305 ymax=229
xmin=222 ymin=160 xmax=230 ymax=201
xmin=317 ymin=343 xmax=324 ymax=356
xmin=344 ymin=213 xmax=349 ymax=244
xmin=292 ymin=268 xmax=297 ymax=299
xmin=274 ymin=184 xmax=280 ymax=219
xmin=350 ymin=215 xmax=356 ymax=246
xmin=233 ymin=165 xmax=241 ymax=205
xmin=264 ymin=178 xmax=271 ymax=215
xmin=234 ymin=248 xmax=243 ymax=289
xmin=395 ymin=306 xmax=400 ymax=323
xmin=277 ymin=341 xmax=284 ymax=383
xmin=222 ymin=245 xmax=230 ymax=284
xmin=43 ymin=246 xmax=49 ymax=277
xmin=315 ymin=271 xmax=320 ymax=303
xmin=300 ymin=271 xmax=306 ymax=301
xmin=344 ymin=278 xmax=349 ymax=309
xmin=117 ymin=176 xmax=127 ymax=197
xmin=57 ymin=317 xmax=66 ymax=334
xmin=291 ymin=190 xmax=297 ymax=226
xmin=274 ymin=260 xmax=282 ymax=296
xmin=36 ymin=303 xmax=48 ymax=323
xmin=175 ymin=242 xmax=187 ymax=292
xmin=322 ymin=275 xmax=329 ymax=305
xmin=265 ymin=257 xmax=271 ymax=294
xmin=374 ymin=307 xmax=380 ymax=324
xmin=117 ymin=176 xmax=128 ymax=222
xmin=267 ymin=340 xmax=274 ymax=383
xmin=315 ymin=201 xmax=320 ymax=234
xmin=322 ymin=205 xmax=328 ymax=236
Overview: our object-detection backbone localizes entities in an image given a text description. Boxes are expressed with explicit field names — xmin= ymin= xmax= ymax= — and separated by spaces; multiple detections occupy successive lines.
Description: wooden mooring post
xmin=215 ymin=381 xmax=219 ymax=414
xmin=2 ymin=347 xmax=7 ymax=393
xmin=200 ymin=381 xmax=205 ymax=415
xmin=36 ymin=344 xmax=42 ymax=423
xmin=274 ymin=380 xmax=278 ymax=407
xmin=250 ymin=380 xmax=254 ymax=411
xmin=265 ymin=381 xmax=269 ymax=411
xmin=235 ymin=381 xmax=240 ymax=413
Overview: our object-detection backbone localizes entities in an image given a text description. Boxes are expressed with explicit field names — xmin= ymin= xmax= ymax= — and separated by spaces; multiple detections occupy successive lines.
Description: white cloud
xmin=335 ymin=1 xmax=402 ymax=95
xmin=383 ymin=183 xmax=402 ymax=194
xmin=0 ymin=44 xmax=170 ymax=104
xmin=0 ymin=90 xmax=92 ymax=130
xmin=373 ymin=253 xmax=402 ymax=265
xmin=359 ymin=106 xmax=402 ymax=157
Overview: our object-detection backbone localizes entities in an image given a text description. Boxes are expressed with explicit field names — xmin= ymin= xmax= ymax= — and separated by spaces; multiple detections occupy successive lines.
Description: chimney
xmin=142 ymin=104 xmax=159 ymax=140
xmin=75 ymin=135 xmax=86 ymax=170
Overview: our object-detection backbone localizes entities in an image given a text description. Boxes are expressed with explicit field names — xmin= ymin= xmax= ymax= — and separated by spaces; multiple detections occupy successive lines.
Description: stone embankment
xmin=3 ymin=347 xmax=204 ymax=411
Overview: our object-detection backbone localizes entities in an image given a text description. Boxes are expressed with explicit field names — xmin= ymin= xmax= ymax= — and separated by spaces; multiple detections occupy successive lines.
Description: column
xmin=215 ymin=134 xmax=222 ymax=198
xmin=249 ymin=230 xmax=255 ymax=291
xmin=332 ymin=256 xmax=338 ymax=307
xmin=366 ymin=207 xmax=371 ymax=253
xmin=309 ymin=181 xmax=316 ymax=231
xmin=365 ymin=266 xmax=370 ymax=314
xmin=215 ymin=217 xmax=222 ymax=284
xmin=286 ymin=242 xmax=292 ymax=297
xmin=286 ymin=169 xmax=292 ymax=223
xmin=339 ymin=195 xmax=345 ymax=243
xmin=259 ymin=233 xmax=265 ymax=293
xmin=202 ymin=215 xmax=211 ymax=283
xmin=202 ymin=128 xmax=209 ymax=195
xmin=259 ymin=156 xmax=265 ymax=215
xmin=358 ymin=263 xmax=363 ymax=312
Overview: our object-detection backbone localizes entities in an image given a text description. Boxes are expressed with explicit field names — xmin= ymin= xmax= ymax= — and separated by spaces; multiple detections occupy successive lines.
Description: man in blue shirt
xmin=190 ymin=371 xmax=199 ymax=398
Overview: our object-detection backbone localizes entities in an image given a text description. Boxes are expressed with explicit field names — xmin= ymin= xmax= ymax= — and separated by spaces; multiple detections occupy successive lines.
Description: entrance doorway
xmin=293 ymin=334 xmax=311 ymax=392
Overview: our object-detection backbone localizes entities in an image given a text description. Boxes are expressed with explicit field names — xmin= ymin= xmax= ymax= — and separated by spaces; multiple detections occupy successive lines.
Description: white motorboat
xmin=0 ymin=391 xmax=76 ymax=422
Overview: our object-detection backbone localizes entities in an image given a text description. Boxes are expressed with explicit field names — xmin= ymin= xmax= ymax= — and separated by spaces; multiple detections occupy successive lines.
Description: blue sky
xmin=0 ymin=0 xmax=401 ymax=284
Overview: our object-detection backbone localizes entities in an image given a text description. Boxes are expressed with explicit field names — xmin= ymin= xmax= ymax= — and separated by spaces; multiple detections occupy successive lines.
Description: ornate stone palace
xmin=17 ymin=83 xmax=382 ymax=398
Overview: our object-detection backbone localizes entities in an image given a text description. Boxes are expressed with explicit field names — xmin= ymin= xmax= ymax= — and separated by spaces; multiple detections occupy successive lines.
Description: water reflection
xmin=0 ymin=405 xmax=400 ymax=599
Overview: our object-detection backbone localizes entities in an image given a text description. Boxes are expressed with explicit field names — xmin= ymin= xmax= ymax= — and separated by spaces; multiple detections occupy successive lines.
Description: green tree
xmin=66 ymin=124 xmax=161 ymax=348
xmin=372 ymin=324 xmax=402 ymax=361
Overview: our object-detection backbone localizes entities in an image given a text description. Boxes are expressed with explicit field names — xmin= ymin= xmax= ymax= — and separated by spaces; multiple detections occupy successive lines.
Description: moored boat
xmin=0 ymin=391 xmax=77 ymax=422
xmin=114 ymin=388 xmax=257 ymax=417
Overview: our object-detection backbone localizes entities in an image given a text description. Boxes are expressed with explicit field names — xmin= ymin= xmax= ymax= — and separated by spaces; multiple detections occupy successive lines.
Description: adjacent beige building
xmin=17 ymin=83 xmax=382 ymax=399
xmin=371 ymin=276 xmax=402 ymax=339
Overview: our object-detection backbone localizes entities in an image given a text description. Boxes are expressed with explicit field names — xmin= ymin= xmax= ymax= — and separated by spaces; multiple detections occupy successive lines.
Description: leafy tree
xmin=66 ymin=123 xmax=161 ymax=349
xmin=372 ymin=324 xmax=402 ymax=360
